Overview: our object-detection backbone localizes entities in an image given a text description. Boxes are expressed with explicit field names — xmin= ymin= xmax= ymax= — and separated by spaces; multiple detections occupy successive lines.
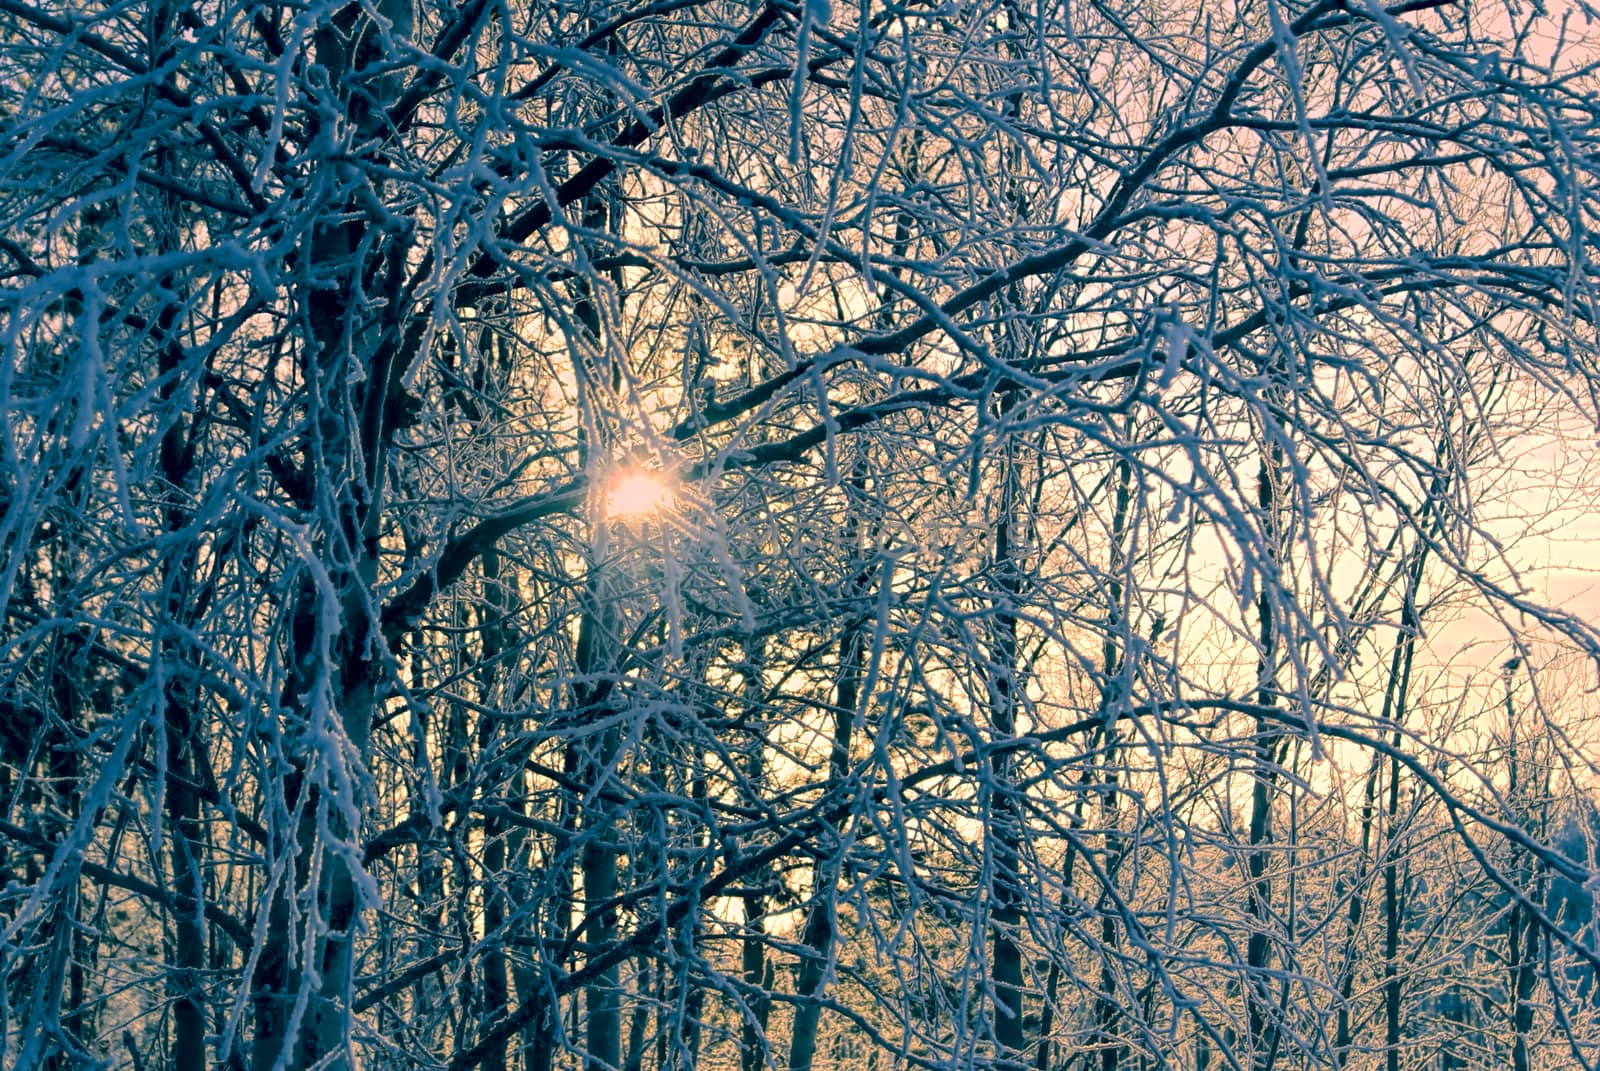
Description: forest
xmin=4 ymin=0 xmax=1600 ymax=1068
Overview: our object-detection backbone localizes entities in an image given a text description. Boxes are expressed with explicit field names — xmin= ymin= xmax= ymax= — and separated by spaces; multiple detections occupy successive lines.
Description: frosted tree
xmin=2 ymin=0 xmax=1600 ymax=1069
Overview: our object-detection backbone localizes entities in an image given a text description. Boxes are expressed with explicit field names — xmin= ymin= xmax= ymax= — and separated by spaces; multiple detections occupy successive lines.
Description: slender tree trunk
xmin=479 ymin=549 xmax=511 ymax=1071
xmin=158 ymin=354 xmax=207 ymax=1071
xmin=575 ymin=590 xmax=623 ymax=1071
xmin=1333 ymin=747 xmax=1384 ymax=1070
xmin=740 ymin=639 xmax=774 ymax=1071
xmin=163 ymin=677 xmax=207 ymax=1071
xmin=251 ymin=5 xmax=412 ymax=1066
xmin=580 ymin=802 xmax=621 ymax=1071
xmin=150 ymin=89 xmax=208 ymax=1068
xmin=788 ymin=626 xmax=865 ymax=1071
xmin=1380 ymin=547 xmax=1427 ymax=1071
xmin=521 ymin=793 xmax=569 ymax=1071
xmin=988 ymin=30 xmax=1036 ymax=1059
xmin=1088 ymin=447 xmax=1135 ymax=1071
xmin=252 ymin=763 xmax=308 ymax=1071
xmin=1245 ymin=447 xmax=1284 ymax=1071
xmin=790 ymin=487 xmax=871 ymax=1071
xmin=674 ymin=760 xmax=709 ymax=1071
xmin=986 ymin=394 xmax=1031 ymax=1065
xmin=1502 ymin=675 xmax=1548 ymax=1071
xmin=1382 ymin=808 xmax=1402 ymax=1071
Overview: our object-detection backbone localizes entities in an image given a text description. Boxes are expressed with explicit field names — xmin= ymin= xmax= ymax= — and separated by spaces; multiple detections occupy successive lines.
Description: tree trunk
xmin=1502 ymin=673 xmax=1549 ymax=1071
xmin=1088 ymin=446 xmax=1136 ymax=1071
xmin=478 ymin=549 xmax=512 ymax=1071
xmin=789 ymin=622 xmax=865 ymax=1071
xmin=576 ymin=592 xmax=623 ymax=1071
xmin=1381 ymin=546 xmax=1427 ymax=1071
xmin=250 ymin=4 xmax=413 ymax=1066
xmin=1245 ymin=448 xmax=1283 ymax=1071
xmin=987 ymin=395 xmax=1029 ymax=1065
xmin=740 ymin=639 xmax=774 ymax=1071
xmin=151 ymin=101 xmax=209 ymax=1067
xmin=790 ymin=487 xmax=871 ymax=1071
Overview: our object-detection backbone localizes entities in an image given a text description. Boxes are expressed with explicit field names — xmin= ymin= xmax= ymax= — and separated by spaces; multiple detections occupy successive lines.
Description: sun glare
xmin=606 ymin=471 xmax=675 ymax=519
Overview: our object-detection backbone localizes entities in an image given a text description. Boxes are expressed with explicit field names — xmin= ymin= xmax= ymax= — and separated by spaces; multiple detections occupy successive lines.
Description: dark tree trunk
xmin=739 ymin=642 xmax=775 ymax=1071
xmin=1245 ymin=448 xmax=1284 ymax=1071
xmin=791 ymin=486 xmax=872 ymax=1071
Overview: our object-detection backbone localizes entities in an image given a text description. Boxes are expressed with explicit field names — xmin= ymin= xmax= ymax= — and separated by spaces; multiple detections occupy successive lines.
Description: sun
xmin=606 ymin=470 xmax=675 ymax=519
